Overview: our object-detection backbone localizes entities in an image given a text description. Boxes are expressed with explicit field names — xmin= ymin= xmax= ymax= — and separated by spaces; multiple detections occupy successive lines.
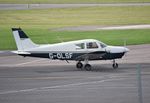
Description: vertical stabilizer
xmin=12 ymin=28 xmax=39 ymax=51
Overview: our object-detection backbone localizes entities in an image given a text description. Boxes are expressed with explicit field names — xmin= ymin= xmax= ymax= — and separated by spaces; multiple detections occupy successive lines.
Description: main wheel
xmin=112 ymin=63 xmax=118 ymax=69
xmin=76 ymin=62 xmax=83 ymax=69
xmin=84 ymin=64 xmax=92 ymax=71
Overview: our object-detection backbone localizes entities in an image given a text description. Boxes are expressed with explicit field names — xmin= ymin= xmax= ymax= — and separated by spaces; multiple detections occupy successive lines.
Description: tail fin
xmin=12 ymin=28 xmax=39 ymax=51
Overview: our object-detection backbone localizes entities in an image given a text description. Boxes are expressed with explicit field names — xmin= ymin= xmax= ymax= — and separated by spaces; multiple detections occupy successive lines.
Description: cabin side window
xmin=86 ymin=42 xmax=98 ymax=49
xmin=75 ymin=43 xmax=85 ymax=49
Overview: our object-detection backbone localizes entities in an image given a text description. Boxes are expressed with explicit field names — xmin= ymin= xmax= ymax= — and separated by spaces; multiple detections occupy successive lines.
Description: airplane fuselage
xmin=18 ymin=43 xmax=127 ymax=61
xmin=19 ymin=52 xmax=125 ymax=60
xmin=11 ymin=28 xmax=129 ymax=70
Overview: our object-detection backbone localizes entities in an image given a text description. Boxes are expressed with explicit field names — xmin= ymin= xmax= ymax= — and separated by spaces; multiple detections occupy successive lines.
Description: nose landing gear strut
xmin=112 ymin=59 xmax=118 ymax=69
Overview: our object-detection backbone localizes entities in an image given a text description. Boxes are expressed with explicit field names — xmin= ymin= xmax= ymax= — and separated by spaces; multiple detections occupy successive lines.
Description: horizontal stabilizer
xmin=11 ymin=51 xmax=31 ymax=55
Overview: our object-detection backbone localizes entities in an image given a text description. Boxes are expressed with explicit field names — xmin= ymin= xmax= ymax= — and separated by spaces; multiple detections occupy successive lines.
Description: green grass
xmin=0 ymin=29 xmax=150 ymax=50
xmin=0 ymin=6 xmax=150 ymax=50
xmin=0 ymin=0 xmax=150 ymax=4
xmin=0 ymin=6 xmax=150 ymax=29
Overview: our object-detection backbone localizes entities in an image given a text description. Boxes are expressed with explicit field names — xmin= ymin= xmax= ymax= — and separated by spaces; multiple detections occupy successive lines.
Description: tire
xmin=112 ymin=63 xmax=118 ymax=69
xmin=84 ymin=64 xmax=92 ymax=71
xmin=76 ymin=62 xmax=83 ymax=69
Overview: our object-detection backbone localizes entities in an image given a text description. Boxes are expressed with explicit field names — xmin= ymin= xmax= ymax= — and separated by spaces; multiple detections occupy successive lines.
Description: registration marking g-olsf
xmin=49 ymin=53 xmax=73 ymax=59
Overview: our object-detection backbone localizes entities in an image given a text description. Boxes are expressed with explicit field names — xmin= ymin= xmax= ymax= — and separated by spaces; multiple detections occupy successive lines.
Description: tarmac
xmin=0 ymin=3 xmax=150 ymax=10
xmin=0 ymin=44 xmax=150 ymax=103
xmin=55 ymin=24 xmax=150 ymax=31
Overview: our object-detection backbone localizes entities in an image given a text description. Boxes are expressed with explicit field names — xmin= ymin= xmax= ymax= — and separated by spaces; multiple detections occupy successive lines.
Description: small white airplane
xmin=12 ymin=28 xmax=129 ymax=70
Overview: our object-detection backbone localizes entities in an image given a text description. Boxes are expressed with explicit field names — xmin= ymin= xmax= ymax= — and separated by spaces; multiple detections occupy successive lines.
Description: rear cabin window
xmin=86 ymin=42 xmax=98 ymax=49
xmin=75 ymin=43 xmax=85 ymax=49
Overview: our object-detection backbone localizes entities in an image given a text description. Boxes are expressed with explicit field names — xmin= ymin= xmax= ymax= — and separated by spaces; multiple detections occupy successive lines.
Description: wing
xmin=75 ymin=51 xmax=106 ymax=61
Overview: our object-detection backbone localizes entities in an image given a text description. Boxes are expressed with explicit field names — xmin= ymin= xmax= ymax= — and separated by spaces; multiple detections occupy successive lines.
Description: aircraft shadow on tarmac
xmin=35 ymin=63 xmax=144 ymax=74
xmin=34 ymin=63 xmax=150 ymax=74
xmin=92 ymin=63 xmax=150 ymax=72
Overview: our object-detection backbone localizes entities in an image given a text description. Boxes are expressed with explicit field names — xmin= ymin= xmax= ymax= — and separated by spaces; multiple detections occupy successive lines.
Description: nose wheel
xmin=112 ymin=59 xmax=118 ymax=69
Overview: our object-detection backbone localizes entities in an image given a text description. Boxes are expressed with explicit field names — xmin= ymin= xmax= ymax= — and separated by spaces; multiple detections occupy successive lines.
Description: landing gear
xmin=84 ymin=59 xmax=91 ymax=71
xmin=76 ymin=61 xmax=83 ymax=69
xmin=76 ymin=60 xmax=92 ymax=71
xmin=112 ymin=59 xmax=118 ymax=69
xmin=84 ymin=64 xmax=92 ymax=71
xmin=76 ymin=60 xmax=118 ymax=70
